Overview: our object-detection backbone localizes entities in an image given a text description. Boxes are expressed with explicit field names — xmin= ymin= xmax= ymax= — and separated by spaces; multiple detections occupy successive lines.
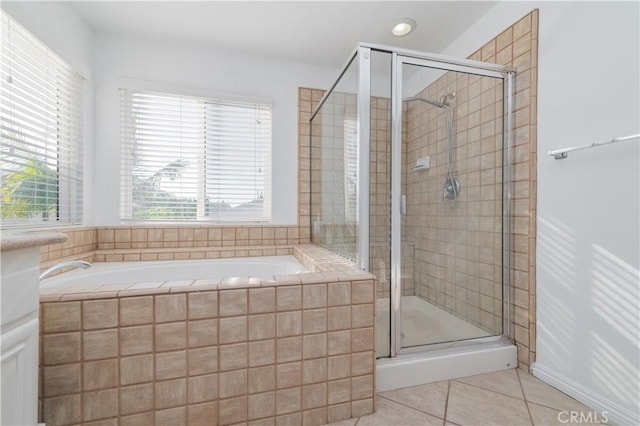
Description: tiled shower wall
xmin=403 ymin=10 xmax=538 ymax=366
xmin=298 ymin=10 xmax=538 ymax=368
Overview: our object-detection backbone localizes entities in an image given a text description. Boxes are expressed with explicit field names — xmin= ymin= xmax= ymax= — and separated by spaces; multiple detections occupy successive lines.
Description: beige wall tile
xmin=42 ymin=333 xmax=81 ymax=365
xmin=43 ymin=395 xmax=81 ymax=426
xmin=248 ymin=391 xmax=275 ymax=420
xmin=119 ymin=296 xmax=153 ymax=326
xmin=276 ymin=388 xmax=301 ymax=415
xmin=220 ymin=289 xmax=248 ymax=316
xmin=155 ymin=322 xmax=187 ymax=351
xmin=156 ymin=294 xmax=187 ymax=322
xmin=249 ymin=340 xmax=276 ymax=367
xmin=219 ymin=370 xmax=248 ymax=398
xmin=188 ymin=291 xmax=218 ymax=319
xmin=187 ymin=401 xmax=218 ymax=426
xmin=249 ymin=288 xmax=276 ymax=314
xmin=83 ymin=299 xmax=118 ymax=329
xmin=328 ymin=355 xmax=350 ymax=381
xmin=328 ymin=306 xmax=351 ymax=331
xmin=302 ymin=358 xmax=326 ymax=384
xmin=121 ymin=412 xmax=154 ymax=426
xmin=83 ymin=359 xmax=117 ymax=391
xmin=120 ymin=325 xmax=153 ymax=355
xmin=219 ymin=342 xmax=248 ymax=371
xmin=120 ymin=354 xmax=153 ymax=385
xmin=351 ymin=398 xmax=374 ymax=417
xmin=277 ymin=311 xmax=301 ymax=337
xmin=302 ymin=309 xmax=327 ymax=334
xmin=351 ymin=352 xmax=374 ymax=376
xmin=156 ymin=350 xmax=187 ymax=380
xmin=302 ymin=383 xmax=326 ymax=410
xmin=83 ymin=329 xmax=118 ymax=360
xmin=189 ymin=374 xmax=218 ymax=403
xmin=303 ymin=284 xmax=327 ymax=309
xmin=189 ymin=318 xmax=218 ymax=347
xmin=249 ymin=365 xmax=276 ymax=394
xmin=42 ymin=302 xmax=81 ymax=333
xmin=119 ymin=383 xmax=153 ymax=415
xmin=219 ymin=396 xmax=248 ymax=425
xmin=43 ymin=364 xmax=81 ymax=397
xmin=276 ymin=362 xmax=301 ymax=389
xmin=328 ymin=379 xmax=351 ymax=405
xmin=302 ymin=334 xmax=327 ymax=359
xmin=327 ymin=402 xmax=351 ymax=423
xmin=82 ymin=389 xmax=118 ymax=422
xmin=328 ymin=330 xmax=351 ymax=355
xmin=155 ymin=406 xmax=186 ymax=426
xmin=351 ymin=281 xmax=374 ymax=304
xmin=249 ymin=313 xmax=276 ymax=341
xmin=276 ymin=336 xmax=302 ymax=363
xmin=351 ymin=304 xmax=374 ymax=328
xmin=351 ymin=375 xmax=373 ymax=400
xmin=219 ymin=316 xmax=246 ymax=344
xmin=277 ymin=286 xmax=302 ymax=311
xmin=328 ymin=282 xmax=351 ymax=306
xmin=156 ymin=378 xmax=187 ymax=409
xmin=188 ymin=346 xmax=218 ymax=376
xmin=351 ymin=328 xmax=374 ymax=352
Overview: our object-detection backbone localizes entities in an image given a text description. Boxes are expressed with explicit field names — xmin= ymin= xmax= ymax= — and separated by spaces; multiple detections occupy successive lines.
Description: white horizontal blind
xmin=120 ymin=89 xmax=271 ymax=222
xmin=0 ymin=12 xmax=84 ymax=227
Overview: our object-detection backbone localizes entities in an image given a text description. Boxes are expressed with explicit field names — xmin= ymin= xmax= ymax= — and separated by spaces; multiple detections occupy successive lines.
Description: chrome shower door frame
xmin=390 ymin=52 xmax=516 ymax=357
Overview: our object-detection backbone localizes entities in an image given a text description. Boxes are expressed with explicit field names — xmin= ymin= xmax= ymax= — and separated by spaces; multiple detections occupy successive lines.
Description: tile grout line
xmin=376 ymin=393 xmax=446 ymax=423
xmin=443 ymin=380 xmax=451 ymax=426
xmin=451 ymin=377 xmax=529 ymax=403
xmin=517 ymin=369 xmax=536 ymax=426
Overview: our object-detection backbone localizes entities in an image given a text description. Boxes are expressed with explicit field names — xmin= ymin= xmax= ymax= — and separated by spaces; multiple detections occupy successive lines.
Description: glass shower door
xmin=392 ymin=55 xmax=506 ymax=353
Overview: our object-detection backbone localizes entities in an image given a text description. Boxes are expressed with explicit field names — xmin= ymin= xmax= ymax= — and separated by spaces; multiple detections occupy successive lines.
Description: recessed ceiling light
xmin=392 ymin=18 xmax=416 ymax=37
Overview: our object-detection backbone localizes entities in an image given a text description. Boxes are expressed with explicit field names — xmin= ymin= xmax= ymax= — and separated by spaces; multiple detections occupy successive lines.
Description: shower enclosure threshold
xmin=376 ymin=340 xmax=517 ymax=392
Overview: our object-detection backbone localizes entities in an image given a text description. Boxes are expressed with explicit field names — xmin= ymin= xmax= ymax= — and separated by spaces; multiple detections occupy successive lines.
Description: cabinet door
xmin=1 ymin=319 xmax=39 ymax=426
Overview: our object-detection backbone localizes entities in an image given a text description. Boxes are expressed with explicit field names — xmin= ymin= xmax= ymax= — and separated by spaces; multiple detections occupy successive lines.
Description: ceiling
xmin=70 ymin=1 xmax=498 ymax=69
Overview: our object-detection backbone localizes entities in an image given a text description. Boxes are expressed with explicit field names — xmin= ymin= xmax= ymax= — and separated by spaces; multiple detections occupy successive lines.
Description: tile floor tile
xmin=519 ymin=371 xmax=593 ymax=413
xmin=455 ymin=369 xmax=524 ymax=400
xmin=322 ymin=370 xmax=600 ymax=426
xmin=356 ymin=397 xmax=443 ymax=426
xmin=446 ymin=381 xmax=532 ymax=426
xmin=378 ymin=380 xmax=449 ymax=418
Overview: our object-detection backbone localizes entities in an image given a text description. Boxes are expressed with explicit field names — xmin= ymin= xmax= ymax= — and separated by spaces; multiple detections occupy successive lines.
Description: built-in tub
xmin=37 ymin=244 xmax=377 ymax=426
xmin=41 ymin=255 xmax=307 ymax=288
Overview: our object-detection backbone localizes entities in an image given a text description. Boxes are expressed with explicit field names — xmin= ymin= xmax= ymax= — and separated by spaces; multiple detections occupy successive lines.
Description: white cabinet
xmin=1 ymin=319 xmax=39 ymax=425
xmin=1 ymin=233 xmax=66 ymax=426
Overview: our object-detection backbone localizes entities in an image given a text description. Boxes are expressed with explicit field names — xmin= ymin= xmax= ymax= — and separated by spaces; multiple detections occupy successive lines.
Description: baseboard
xmin=532 ymin=362 xmax=639 ymax=426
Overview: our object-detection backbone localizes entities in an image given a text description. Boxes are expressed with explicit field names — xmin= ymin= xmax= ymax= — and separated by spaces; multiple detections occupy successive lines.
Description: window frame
xmin=119 ymin=80 xmax=273 ymax=224
xmin=0 ymin=11 xmax=85 ymax=229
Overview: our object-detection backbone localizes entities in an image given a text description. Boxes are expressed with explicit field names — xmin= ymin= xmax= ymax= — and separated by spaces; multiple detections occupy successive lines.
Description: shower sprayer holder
xmin=443 ymin=176 xmax=461 ymax=201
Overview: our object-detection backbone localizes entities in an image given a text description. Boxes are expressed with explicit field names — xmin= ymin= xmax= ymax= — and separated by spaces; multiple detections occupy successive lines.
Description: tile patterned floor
xmin=327 ymin=369 xmax=604 ymax=426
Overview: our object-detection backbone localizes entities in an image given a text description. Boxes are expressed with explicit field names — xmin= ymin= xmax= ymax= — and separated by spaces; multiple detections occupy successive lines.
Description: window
xmin=120 ymin=89 xmax=271 ymax=222
xmin=1 ymin=12 xmax=84 ymax=227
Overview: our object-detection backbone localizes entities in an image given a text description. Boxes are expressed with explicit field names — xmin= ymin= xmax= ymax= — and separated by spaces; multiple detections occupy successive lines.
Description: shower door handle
xmin=400 ymin=194 xmax=407 ymax=215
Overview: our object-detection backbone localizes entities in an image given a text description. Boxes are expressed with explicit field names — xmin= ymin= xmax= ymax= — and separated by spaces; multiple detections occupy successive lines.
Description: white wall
xmin=440 ymin=2 xmax=640 ymax=424
xmin=1 ymin=1 xmax=96 ymax=225
xmin=93 ymin=34 xmax=339 ymax=225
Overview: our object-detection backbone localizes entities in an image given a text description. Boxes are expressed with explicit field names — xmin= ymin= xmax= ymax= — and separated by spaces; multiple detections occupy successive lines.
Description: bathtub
xmin=41 ymin=255 xmax=307 ymax=288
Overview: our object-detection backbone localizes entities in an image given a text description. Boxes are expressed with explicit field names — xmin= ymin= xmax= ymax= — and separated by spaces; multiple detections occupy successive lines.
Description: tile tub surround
xmin=39 ymin=225 xmax=309 ymax=273
xmin=38 ymin=244 xmax=376 ymax=426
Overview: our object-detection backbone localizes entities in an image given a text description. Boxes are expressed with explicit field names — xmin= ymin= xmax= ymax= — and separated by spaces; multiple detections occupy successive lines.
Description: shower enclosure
xmin=310 ymin=43 xmax=516 ymax=385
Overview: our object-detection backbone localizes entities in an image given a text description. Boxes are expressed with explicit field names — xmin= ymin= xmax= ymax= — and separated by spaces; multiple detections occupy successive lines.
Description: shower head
xmin=403 ymin=92 xmax=456 ymax=108
xmin=402 ymin=96 xmax=444 ymax=108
